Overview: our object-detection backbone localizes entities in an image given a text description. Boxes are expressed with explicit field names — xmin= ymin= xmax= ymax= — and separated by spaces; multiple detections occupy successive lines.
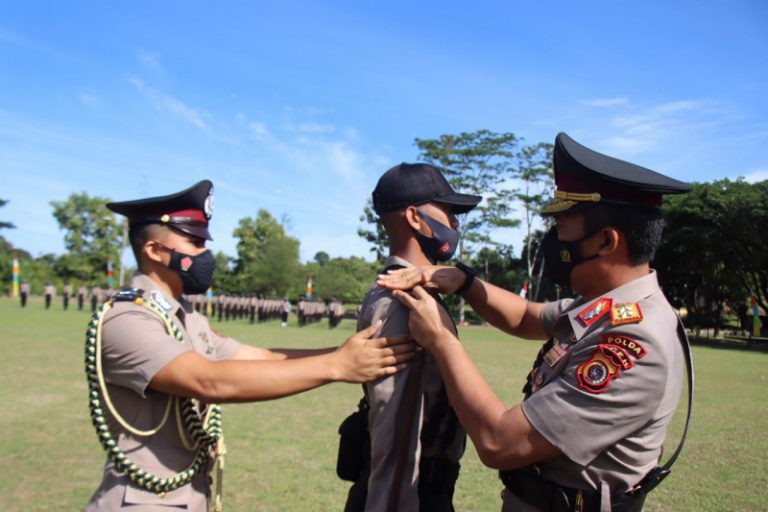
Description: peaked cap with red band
xmin=107 ymin=180 xmax=214 ymax=240
xmin=542 ymin=133 xmax=691 ymax=216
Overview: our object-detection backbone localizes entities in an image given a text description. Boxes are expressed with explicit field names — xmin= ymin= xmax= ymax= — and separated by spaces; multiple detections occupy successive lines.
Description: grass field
xmin=0 ymin=296 xmax=766 ymax=511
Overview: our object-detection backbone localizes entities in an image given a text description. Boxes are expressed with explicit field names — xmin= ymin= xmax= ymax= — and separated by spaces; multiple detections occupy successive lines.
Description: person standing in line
xmin=44 ymin=281 xmax=55 ymax=309
xmin=63 ymin=281 xmax=72 ymax=311
xmin=77 ymin=283 xmax=87 ymax=311
xmin=20 ymin=280 xmax=30 ymax=308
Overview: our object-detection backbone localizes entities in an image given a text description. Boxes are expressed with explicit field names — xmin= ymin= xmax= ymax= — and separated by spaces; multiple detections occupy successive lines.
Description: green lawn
xmin=0 ymin=297 xmax=765 ymax=511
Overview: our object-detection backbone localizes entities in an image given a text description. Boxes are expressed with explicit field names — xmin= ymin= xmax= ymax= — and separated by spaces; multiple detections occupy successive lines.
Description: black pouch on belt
xmin=336 ymin=397 xmax=371 ymax=482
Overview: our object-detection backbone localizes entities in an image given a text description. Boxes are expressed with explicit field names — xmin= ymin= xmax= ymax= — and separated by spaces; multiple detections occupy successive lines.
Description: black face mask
xmin=541 ymin=226 xmax=600 ymax=287
xmin=414 ymin=210 xmax=460 ymax=263
xmin=166 ymin=248 xmax=216 ymax=294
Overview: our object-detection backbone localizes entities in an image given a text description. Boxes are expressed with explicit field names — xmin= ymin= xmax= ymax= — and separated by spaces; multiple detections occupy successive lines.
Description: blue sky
xmin=1 ymin=1 xmax=766 ymax=263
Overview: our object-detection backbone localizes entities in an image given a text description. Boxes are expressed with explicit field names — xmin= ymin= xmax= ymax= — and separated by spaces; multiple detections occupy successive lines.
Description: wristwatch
xmin=454 ymin=262 xmax=478 ymax=296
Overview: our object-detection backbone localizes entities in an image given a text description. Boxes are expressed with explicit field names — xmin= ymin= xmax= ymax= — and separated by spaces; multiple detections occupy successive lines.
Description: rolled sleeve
xmin=101 ymin=307 xmax=191 ymax=398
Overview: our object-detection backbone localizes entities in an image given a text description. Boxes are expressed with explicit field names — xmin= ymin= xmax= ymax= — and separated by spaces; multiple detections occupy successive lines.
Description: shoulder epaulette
xmin=112 ymin=287 xmax=145 ymax=302
xmin=610 ymin=302 xmax=643 ymax=326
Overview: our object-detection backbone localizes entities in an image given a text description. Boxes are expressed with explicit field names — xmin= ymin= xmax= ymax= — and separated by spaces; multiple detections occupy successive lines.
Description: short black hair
xmin=582 ymin=203 xmax=664 ymax=265
xmin=128 ymin=223 xmax=169 ymax=266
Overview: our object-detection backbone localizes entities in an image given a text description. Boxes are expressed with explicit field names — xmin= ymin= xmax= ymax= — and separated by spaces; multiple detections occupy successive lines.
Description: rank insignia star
xmin=578 ymin=297 xmax=612 ymax=326
xmin=610 ymin=303 xmax=644 ymax=326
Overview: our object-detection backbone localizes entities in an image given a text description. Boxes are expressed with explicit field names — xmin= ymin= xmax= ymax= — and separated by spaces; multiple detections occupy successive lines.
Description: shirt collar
xmin=566 ymin=270 xmax=661 ymax=340
xmin=130 ymin=271 xmax=184 ymax=317
xmin=383 ymin=255 xmax=414 ymax=269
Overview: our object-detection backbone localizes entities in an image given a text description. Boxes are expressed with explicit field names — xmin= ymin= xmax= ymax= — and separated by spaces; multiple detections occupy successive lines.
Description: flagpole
xmin=11 ymin=252 xmax=19 ymax=298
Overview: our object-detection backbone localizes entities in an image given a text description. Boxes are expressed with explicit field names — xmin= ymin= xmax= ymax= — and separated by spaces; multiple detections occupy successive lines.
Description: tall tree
xmin=50 ymin=192 xmax=122 ymax=284
xmin=232 ymin=210 xmax=301 ymax=295
xmin=357 ymin=198 xmax=388 ymax=265
xmin=513 ymin=142 xmax=554 ymax=300
xmin=0 ymin=199 xmax=15 ymax=230
xmin=656 ymin=179 xmax=768 ymax=335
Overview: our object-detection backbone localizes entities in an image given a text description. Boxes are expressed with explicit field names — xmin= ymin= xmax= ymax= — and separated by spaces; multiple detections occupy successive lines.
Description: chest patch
xmin=578 ymin=298 xmax=612 ymax=326
xmin=611 ymin=303 xmax=643 ymax=326
xmin=543 ymin=342 xmax=569 ymax=367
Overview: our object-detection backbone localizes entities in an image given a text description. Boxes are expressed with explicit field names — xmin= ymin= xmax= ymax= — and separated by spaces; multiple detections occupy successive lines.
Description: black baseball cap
xmin=542 ymin=133 xmax=691 ymax=216
xmin=107 ymin=180 xmax=215 ymax=240
xmin=372 ymin=163 xmax=482 ymax=215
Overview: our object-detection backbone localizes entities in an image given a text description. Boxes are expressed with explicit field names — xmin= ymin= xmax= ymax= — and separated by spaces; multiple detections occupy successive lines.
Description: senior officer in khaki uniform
xmin=85 ymin=180 xmax=414 ymax=511
xmin=342 ymin=163 xmax=480 ymax=512
xmin=378 ymin=133 xmax=692 ymax=512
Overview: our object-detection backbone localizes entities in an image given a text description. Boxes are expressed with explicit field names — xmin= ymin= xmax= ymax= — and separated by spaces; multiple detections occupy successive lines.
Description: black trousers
xmin=20 ymin=293 xmax=27 ymax=308
xmin=78 ymin=296 xmax=84 ymax=310
xmin=45 ymin=294 xmax=52 ymax=309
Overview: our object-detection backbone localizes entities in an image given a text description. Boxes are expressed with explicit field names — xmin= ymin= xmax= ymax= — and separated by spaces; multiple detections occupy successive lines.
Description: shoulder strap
xmin=633 ymin=317 xmax=694 ymax=494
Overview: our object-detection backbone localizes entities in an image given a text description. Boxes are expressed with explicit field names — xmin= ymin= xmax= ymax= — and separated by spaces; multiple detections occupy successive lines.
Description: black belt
xmin=500 ymin=468 xmax=646 ymax=512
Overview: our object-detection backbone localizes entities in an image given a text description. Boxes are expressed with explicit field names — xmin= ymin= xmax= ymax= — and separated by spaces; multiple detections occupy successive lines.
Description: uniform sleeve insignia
xmin=577 ymin=297 xmax=612 ymax=326
xmin=602 ymin=333 xmax=647 ymax=359
xmin=576 ymin=344 xmax=635 ymax=394
xmin=610 ymin=302 xmax=643 ymax=326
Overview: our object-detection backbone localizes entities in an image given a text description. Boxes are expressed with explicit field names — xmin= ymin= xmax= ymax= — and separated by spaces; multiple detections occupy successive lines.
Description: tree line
xmin=1 ymin=130 xmax=766 ymax=334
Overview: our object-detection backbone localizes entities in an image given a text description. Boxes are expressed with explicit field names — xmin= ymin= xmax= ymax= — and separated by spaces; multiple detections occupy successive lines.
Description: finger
xmin=355 ymin=319 xmax=382 ymax=339
xmin=391 ymin=289 xmax=418 ymax=309
xmin=410 ymin=285 xmax=432 ymax=301
xmin=391 ymin=352 xmax=415 ymax=364
xmin=387 ymin=342 xmax=417 ymax=355
xmin=379 ymin=362 xmax=409 ymax=376
xmin=368 ymin=334 xmax=410 ymax=348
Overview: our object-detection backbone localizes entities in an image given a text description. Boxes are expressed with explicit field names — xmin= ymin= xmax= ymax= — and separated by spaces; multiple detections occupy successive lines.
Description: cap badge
xmin=160 ymin=214 xmax=170 ymax=223
xmin=180 ymin=256 xmax=193 ymax=271
xmin=439 ymin=242 xmax=450 ymax=254
xmin=204 ymin=190 xmax=214 ymax=219
xmin=560 ymin=248 xmax=572 ymax=263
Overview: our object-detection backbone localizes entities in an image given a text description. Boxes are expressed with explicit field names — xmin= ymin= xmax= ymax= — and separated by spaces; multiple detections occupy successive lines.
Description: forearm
xmin=233 ymin=344 xmax=336 ymax=361
xmin=429 ymin=332 xmax=555 ymax=469
xmin=463 ymin=278 xmax=547 ymax=339
xmin=151 ymin=352 xmax=340 ymax=403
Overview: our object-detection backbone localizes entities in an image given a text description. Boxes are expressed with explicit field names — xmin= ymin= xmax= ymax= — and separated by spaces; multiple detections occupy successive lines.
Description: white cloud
xmin=129 ymin=77 xmax=208 ymax=130
xmin=739 ymin=168 xmax=768 ymax=183
xmin=580 ymin=97 xmax=629 ymax=107
xmin=137 ymin=51 xmax=165 ymax=74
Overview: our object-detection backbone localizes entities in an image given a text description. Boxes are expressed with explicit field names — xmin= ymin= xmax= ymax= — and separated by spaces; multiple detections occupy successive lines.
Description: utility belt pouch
xmin=336 ymin=397 xmax=370 ymax=482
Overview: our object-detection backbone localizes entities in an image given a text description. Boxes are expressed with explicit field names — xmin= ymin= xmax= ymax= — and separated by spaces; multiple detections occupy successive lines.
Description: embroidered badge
xmin=199 ymin=332 xmax=209 ymax=344
xmin=578 ymin=298 xmax=612 ymax=326
xmin=543 ymin=343 xmax=569 ymax=367
xmin=611 ymin=303 xmax=643 ymax=326
xmin=602 ymin=334 xmax=647 ymax=359
xmin=576 ymin=346 xmax=623 ymax=393
xmin=599 ymin=344 xmax=634 ymax=370
xmin=149 ymin=290 xmax=173 ymax=313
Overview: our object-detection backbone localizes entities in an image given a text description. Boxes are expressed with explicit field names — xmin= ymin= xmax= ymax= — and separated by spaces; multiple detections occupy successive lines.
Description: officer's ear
xmin=143 ymin=239 xmax=168 ymax=265
xmin=404 ymin=206 xmax=429 ymax=234
xmin=597 ymin=227 xmax=621 ymax=256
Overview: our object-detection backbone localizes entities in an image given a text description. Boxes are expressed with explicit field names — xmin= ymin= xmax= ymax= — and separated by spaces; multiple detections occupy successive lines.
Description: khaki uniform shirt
xmin=361 ymin=256 xmax=466 ymax=512
xmin=505 ymin=271 xmax=683 ymax=511
xmin=86 ymin=272 xmax=241 ymax=511
xmin=20 ymin=282 xmax=30 ymax=294
xmin=44 ymin=284 xmax=55 ymax=296
xmin=63 ymin=284 xmax=72 ymax=296
xmin=78 ymin=286 xmax=88 ymax=298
